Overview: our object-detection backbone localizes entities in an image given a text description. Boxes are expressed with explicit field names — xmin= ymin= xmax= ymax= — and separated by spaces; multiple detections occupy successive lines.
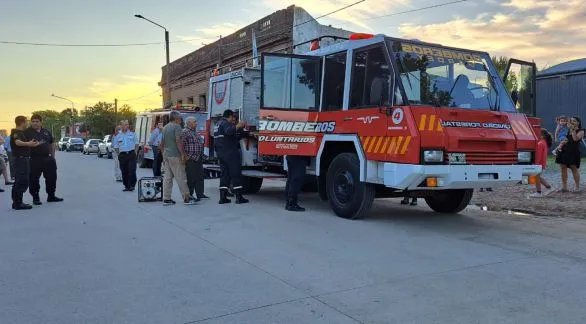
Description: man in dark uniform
xmin=25 ymin=114 xmax=63 ymax=205
xmin=285 ymin=155 xmax=308 ymax=212
xmin=10 ymin=116 xmax=40 ymax=210
xmin=213 ymin=109 xmax=249 ymax=204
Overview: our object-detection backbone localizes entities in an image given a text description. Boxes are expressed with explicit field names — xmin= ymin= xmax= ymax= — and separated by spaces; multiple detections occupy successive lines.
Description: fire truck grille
xmin=446 ymin=151 xmax=518 ymax=165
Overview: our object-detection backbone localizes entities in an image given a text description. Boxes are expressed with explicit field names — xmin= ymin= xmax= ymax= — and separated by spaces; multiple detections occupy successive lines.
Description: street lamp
xmin=134 ymin=14 xmax=171 ymax=108
xmin=51 ymin=94 xmax=75 ymax=136
xmin=51 ymin=93 xmax=74 ymax=109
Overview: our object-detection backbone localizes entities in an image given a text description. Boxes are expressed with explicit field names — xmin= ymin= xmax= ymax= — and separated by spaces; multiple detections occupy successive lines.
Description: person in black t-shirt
xmin=10 ymin=116 xmax=40 ymax=210
xmin=25 ymin=114 xmax=63 ymax=205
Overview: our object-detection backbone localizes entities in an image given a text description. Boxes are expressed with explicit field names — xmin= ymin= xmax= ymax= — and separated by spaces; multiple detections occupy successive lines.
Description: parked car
xmin=98 ymin=135 xmax=114 ymax=159
xmin=83 ymin=139 xmax=102 ymax=155
xmin=58 ymin=137 xmax=70 ymax=151
xmin=65 ymin=137 xmax=84 ymax=152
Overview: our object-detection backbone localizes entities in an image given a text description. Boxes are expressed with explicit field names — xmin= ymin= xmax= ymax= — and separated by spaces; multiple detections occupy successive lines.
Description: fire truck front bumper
xmin=382 ymin=163 xmax=542 ymax=190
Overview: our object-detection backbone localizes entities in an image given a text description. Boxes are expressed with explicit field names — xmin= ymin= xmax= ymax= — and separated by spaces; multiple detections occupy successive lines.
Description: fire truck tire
xmin=243 ymin=177 xmax=263 ymax=194
xmin=424 ymin=189 xmax=473 ymax=214
xmin=326 ymin=153 xmax=375 ymax=220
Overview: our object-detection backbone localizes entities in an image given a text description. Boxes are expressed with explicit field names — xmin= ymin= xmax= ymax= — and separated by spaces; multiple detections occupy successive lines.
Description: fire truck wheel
xmin=424 ymin=189 xmax=473 ymax=214
xmin=326 ymin=153 xmax=375 ymax=220
xmin=243 ymin=177 xmax=263 ymax=194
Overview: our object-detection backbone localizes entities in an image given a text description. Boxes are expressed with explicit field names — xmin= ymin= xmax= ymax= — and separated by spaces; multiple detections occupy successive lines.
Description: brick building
xmin=160 ymin=5 xmax=352 ymax=109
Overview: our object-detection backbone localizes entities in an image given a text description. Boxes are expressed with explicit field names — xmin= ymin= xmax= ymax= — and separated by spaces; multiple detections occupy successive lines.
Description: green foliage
xmin=81 ymin=102 xmax=136 ymax=138
xmin=31 ymin=109 xmax=75 ymax=136
xmin=492 ymin=56 xmax=518 ymax=93
xmin=33 ymin=102 xmax=136 ymax=139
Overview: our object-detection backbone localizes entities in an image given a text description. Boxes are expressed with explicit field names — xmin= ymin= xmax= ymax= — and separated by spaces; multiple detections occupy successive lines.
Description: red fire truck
xmin=205 ymin=33 xmax=541 ymax=219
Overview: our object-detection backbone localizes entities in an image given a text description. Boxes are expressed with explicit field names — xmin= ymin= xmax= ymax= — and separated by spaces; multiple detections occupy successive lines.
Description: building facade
xmin=537 ymin=58 xmax=586 ymax=133
xmin=160 ymin=6 xmax=352 ymax=109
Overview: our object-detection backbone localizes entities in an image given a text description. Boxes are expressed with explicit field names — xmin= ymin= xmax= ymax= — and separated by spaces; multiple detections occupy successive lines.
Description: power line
xmin=0 ymin=37 xmax=205 ymax=47
xmin=365 ymin=0 xmax=470 ymax=20
xmin=118 ymin=89 xmax=161 ymax=102
xmin=295 ymin=0 xmax=367 ymax=27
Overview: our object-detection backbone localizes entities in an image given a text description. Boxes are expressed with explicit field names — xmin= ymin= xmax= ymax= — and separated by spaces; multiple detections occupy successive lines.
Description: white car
xmin=83 ymin=139 xmax=102 ymax=155
xmin=98 ymin=135 xmax=114 ymax=159
xmin=58 ymin=137 xmax=70 ymax=151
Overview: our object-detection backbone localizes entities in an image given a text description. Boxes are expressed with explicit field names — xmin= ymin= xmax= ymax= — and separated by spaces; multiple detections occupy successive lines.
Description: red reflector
xmin=349 ymin=33 xmax=375 ymax=40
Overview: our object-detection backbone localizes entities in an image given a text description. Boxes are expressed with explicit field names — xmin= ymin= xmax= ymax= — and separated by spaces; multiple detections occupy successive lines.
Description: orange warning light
xmin=349 ymin=33 xmax=375 ymax=40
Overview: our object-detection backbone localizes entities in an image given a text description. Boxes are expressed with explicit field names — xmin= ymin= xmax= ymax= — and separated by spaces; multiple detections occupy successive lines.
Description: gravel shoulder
xmin=472 ymin=158 xmax=586 ymax=218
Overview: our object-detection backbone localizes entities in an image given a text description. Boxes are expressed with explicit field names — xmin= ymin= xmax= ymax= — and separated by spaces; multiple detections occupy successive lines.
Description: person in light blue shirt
xmin=113 ymin=120 xmax=139 ymax=191
xmin=3 ymin=135 xmax=15 ymax=181
xmin=147 ymin=122 xmax=163 ymax=176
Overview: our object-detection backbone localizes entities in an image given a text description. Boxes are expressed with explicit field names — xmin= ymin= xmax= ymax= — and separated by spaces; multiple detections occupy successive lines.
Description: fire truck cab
xmin=206 ymin=33 xmax=541 ymax=219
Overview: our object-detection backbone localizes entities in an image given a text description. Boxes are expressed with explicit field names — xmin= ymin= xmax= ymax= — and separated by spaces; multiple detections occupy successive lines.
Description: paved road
xmin=1 ymin=152 xmax=586 ymax=324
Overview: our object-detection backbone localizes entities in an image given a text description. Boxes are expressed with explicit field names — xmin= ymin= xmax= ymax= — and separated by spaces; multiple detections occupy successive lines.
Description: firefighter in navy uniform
xmin=10 ymin=116 xmax=41 ymax=210
xmin=25 ymin=114 xmax=64 ymax=205
xmin=213 ymin=109 xmax=249 ymax=204
xmin=285 ymin=156 xmax=309 ymax=212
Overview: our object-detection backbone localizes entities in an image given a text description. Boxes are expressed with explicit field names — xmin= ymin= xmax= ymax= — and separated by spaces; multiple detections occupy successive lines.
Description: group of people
xmin=3 ymin=115 xmax=63 ymax=210
xmin=110 ymin=109 xmax=308 ymax=212
xmin=110 ymin=112 xmax=209 ymax=206
xmin=531 ymin=115 xmax=584 ymax=197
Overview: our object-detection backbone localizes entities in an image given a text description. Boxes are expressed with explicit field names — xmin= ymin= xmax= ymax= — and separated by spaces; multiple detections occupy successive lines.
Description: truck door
xmin=504 ymin=59 xmax=539 ymax=136
xmin=259 ymin=53 xmax=322 ymax=159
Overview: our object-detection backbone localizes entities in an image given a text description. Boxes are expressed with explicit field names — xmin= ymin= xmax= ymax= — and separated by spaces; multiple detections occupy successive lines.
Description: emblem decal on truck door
xmin=391 ymin=108 xmax=404 ymax=125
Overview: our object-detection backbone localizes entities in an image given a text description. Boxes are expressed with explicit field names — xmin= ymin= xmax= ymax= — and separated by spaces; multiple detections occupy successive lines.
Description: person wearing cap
xmin=24 ymin=114 xmax=63 ymax=205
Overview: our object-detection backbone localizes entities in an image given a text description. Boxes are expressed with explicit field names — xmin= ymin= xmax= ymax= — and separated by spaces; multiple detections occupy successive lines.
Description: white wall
xmin=292 ymin=7 xmax=353 ymax=55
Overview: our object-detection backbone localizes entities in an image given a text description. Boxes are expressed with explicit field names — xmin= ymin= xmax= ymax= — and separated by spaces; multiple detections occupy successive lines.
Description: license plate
xmin=448 ymin=153 xmax=466 ymax=164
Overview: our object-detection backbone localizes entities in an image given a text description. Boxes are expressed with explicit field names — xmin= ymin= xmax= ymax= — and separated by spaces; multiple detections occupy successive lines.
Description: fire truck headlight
xmin=517 ymin=151 xmax=532 ymax=164
xmin=423 ymin=150 xmax=444 ymax=163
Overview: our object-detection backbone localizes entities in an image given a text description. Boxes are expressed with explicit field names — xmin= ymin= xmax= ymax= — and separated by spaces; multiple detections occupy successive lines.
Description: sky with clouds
xmin=1 ymin=0 xmax=584 ymax=131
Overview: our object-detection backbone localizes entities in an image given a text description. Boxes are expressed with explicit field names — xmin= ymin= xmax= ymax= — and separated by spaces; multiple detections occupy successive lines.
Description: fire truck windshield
xmin=388 ymin=40 xmax=516 ymax=112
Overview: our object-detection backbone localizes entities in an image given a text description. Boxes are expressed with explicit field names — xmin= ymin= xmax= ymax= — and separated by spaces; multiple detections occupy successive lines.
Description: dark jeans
xmin=118 ymin=151 xmax=137 ymax=189
xmin=218 ymin=150 xmax=243 ymax=192
xmin=285 ymin=156 xmax=307 ymax=203
xmin=152 ymin=146 xmax=162 ymax=177
xmin=186 ymin=159 xmax=205 ymax=198
xmin=7 ymin=151 xmax=15 ymax=179
xmin=12 ymin=156 xmax=30 ymax=205
xmin=29 ymin=156 xmax=57 ymax=197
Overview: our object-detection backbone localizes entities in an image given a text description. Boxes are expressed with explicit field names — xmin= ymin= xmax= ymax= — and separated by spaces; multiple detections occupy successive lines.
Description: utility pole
xmin=114 ymin=98 xmax=118 ymax=126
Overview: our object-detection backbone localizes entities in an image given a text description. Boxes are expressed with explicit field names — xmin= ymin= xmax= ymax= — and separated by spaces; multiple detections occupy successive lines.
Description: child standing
xmin=529 ymin=129 xmax=554 ymax=198
xmin=553 ymin=116 xmax=569 ymax=155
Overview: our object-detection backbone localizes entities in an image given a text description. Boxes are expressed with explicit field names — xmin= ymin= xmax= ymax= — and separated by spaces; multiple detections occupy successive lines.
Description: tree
xmin=31 ymin=110 xmax=67 ymax=136
xmin=79 ymin=102 xmax=136 ymax=138
xmin=492 ymin=56 xmax=518 ymax=93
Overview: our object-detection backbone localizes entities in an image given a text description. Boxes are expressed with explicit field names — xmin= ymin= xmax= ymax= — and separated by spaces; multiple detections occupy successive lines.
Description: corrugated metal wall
xmin=537 ymin=73 xmax=586 ymax=134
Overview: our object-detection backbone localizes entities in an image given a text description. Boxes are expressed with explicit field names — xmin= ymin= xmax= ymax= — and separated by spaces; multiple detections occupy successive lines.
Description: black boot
xmin=234 ymin=192 xmax=249 ymax=204
xmin=286 ymin=200 xmax=305 ymax=212
xmin=47 ymin=195 xmax=64 ymax=203
xmin=32 ymin=194 xmax=42 ymax=206
xmin=12 ymin=193 xmax=32 ymax=210
xmin=218 ymin=189 xmax=231 ymax=204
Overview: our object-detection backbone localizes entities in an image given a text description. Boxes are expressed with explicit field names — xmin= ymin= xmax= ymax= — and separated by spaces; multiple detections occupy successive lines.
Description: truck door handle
xmin=265 ymin=115 xmax=275 ymax=120
xmin=344 ymin=117 xmax=353 ymax=121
